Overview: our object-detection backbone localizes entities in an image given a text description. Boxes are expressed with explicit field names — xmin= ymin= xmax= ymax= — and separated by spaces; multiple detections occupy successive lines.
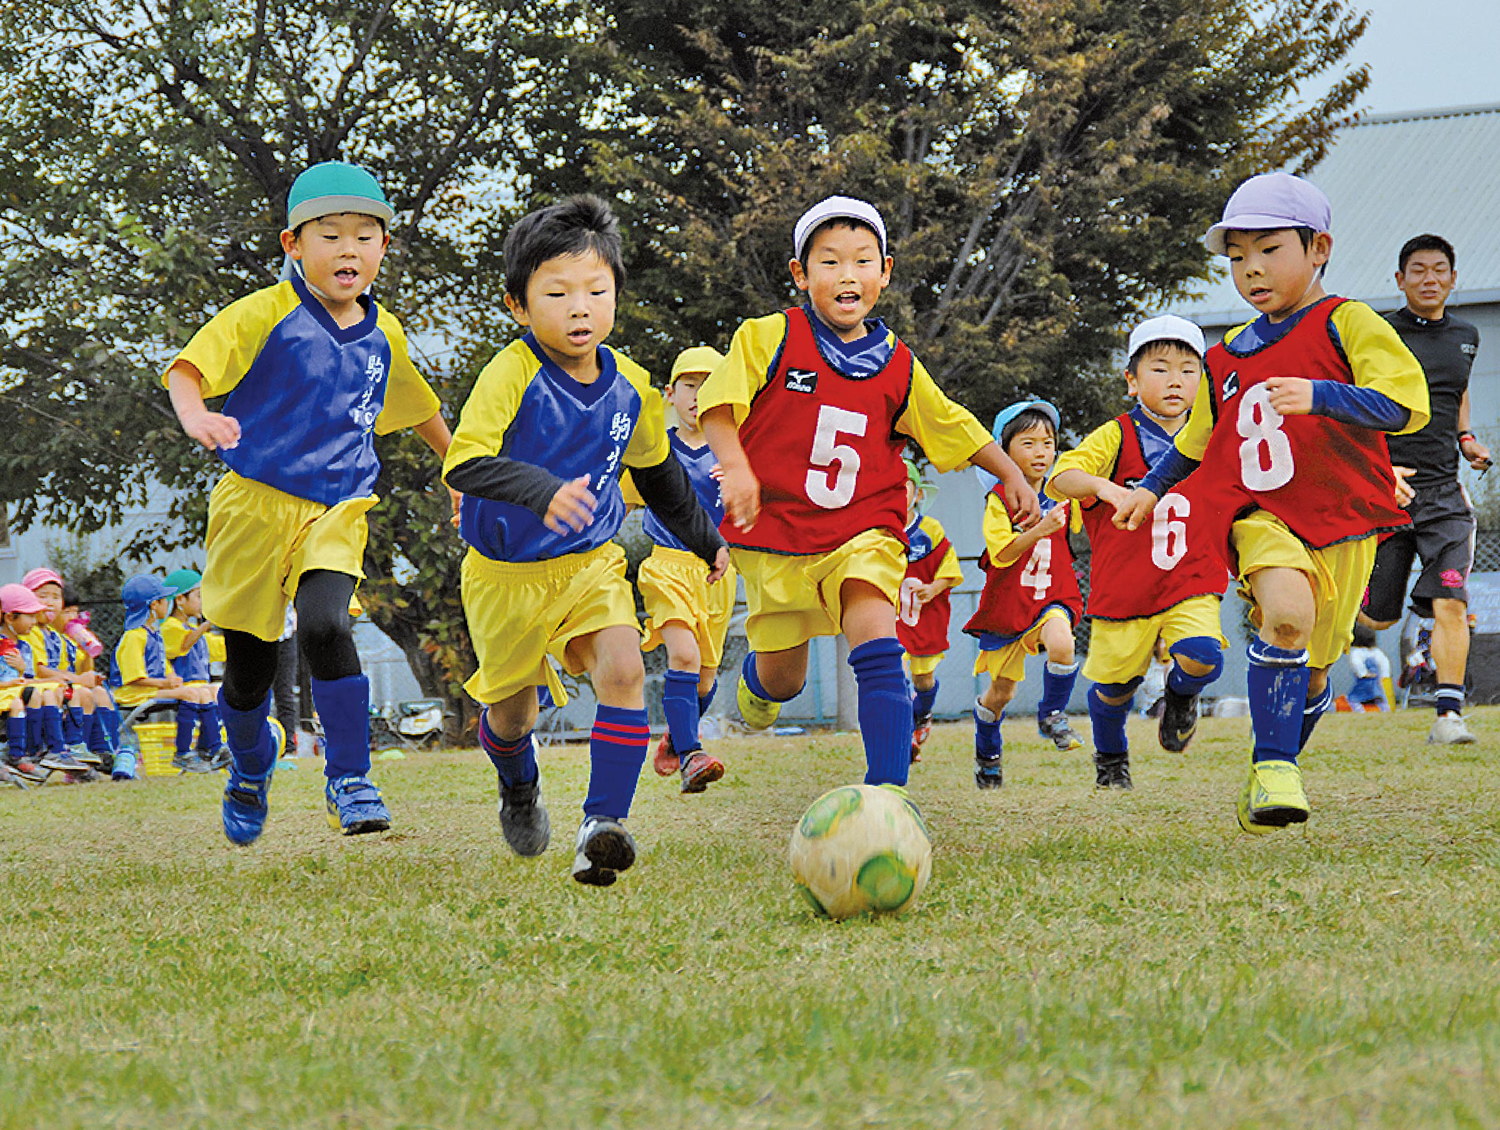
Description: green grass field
xmin=3 ymin=708 xmax=1499 ymax=1129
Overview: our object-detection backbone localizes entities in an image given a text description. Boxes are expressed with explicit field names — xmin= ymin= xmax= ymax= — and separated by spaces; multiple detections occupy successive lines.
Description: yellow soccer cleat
xmin=736 ymin=676 xmax=781 ymax=731
xmin=1236 ymin=758 xmax=1309 ymax=834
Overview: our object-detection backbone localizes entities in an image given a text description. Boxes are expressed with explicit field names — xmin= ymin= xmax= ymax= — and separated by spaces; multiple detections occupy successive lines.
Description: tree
xmin=0 ymin=1 xmax=618 ymax=725
xmin=592 ymin=0 xmax=1370 ymax=427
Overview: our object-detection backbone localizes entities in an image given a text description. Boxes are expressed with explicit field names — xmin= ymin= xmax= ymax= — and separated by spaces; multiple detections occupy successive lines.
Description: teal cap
xmin=286 ymin=161 xmax=394 ymax=230
xmin=992 ymin=399 xmax=1061 ymax=447
xmin=164 ymin=568 xmax=202 ymax=596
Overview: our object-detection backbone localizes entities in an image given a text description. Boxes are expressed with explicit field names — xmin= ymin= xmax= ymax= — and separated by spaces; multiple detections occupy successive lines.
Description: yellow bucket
xmin=135 ymin=721 xmax=178 ymax=777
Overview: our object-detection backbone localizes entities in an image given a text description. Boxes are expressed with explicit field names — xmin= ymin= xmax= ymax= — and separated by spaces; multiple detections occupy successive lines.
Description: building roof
xmin=1175 ymin=102 xmax=1500 ymax=326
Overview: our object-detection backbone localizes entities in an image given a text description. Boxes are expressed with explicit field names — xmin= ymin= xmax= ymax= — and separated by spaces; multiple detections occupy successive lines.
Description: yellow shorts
xmin=1082 ymin=594 xmax=1226 ymax=685
xmin=1230 ymin=509 xmax=1376 ymax=669
xmin=202 ymin=472 xmax=375 ymax=641
xmin=0 ymin=682 xmax=63 ymax=710
xmin=733 ymin=529 xmax=906 ymax=653
xmin=973 ymin=606 xmax=1072 ymax=684
xmin=461 ymin=542 xmax=639 ymax=707
xmin=906 ymin=652 xmax=944 ymax=678
xmin=638 ymin=546 xmax=737 ymax=670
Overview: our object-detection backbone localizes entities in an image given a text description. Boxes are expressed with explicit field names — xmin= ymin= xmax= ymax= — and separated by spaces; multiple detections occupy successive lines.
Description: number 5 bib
xmin=1196 ymin=296 xmax=1409 ymax=553
xmin=730 ymin=307 xmax=913 ymax=554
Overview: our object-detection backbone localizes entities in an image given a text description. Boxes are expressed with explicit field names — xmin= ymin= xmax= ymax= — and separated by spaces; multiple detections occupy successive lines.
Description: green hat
xmin=286 ymin=161 xmax=394 ymax=230
xmin=164 ymin=568 xmax=202 ymax=597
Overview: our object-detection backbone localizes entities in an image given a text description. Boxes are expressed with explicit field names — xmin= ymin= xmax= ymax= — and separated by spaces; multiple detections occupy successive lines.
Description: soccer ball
xmin=789 ymin=784 xmax=932 ymax=920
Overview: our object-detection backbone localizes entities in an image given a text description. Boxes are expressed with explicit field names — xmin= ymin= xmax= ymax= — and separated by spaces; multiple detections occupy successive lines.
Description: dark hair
xmin=1001 ymin=408 xmax=1057 ymax=451
xmin=797 ymin=218 xmax=884 ymax=265
xmin=1127 ymin=339 xmax=1202 ymax=376
xmin=1350 ymin=622 xmax=1377 ymax=649
xmin=60 ymin=586 xmax=82 ymax=607
xmin=504 ymin=194 xmax=626 ymax=307
xmin=1398 ymin=233 xmax=1455 ymax=273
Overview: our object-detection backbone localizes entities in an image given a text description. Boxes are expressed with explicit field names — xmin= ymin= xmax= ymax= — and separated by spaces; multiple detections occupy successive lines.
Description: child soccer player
xmin=164 ymin=161 xmax=455 ymax=843
xmin=629 ymin=344 xmax=737 ymax=794
xmin=1117 ymin=173 xmax=1429 ymax=833
xmin=160 ymin=569 xmax=228 ymax=770
xmin=23 ymin=568 xmax=118 ymax=768
xmin=963 ymin=401 xmax=1084 ymax=788
xmin=698 ymin=195 xmax=1039 ymax=792
xmin=1047 ymin=316 xmax=1229 ymax=789
xmin=1346 ymin=622 xmax=1392 ymax=712
xmin=0 ymin=583 xmax=84 ymax=775
xmin=897 ymin=460 xmax=962 ymax=762
xmin=442 ymin=195 xmax=728 ymax=886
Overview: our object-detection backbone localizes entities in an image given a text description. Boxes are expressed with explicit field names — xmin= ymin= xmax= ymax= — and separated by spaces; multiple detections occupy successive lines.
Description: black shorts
xmin=1363 ymin=487 xmax=1475 ymax=621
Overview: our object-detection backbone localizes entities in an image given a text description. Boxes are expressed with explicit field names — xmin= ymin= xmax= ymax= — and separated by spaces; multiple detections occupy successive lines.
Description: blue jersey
xmin=110 ymin=626 xmax=167 ymax=690
xmin=447 ymin=335 xmax=670 ymax=563
xmin=643 ymin=429 xmax=723 ymax=551
xmin=168 ymin=275 xmax=440 ymax=507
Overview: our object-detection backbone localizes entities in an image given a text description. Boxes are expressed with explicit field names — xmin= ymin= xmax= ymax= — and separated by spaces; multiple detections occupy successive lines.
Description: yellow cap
xmin=669 ymin=345 xmax=725 ymax=385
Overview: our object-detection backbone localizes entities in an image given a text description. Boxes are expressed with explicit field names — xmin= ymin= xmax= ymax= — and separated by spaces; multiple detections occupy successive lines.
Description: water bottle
xmin=64 ymin=614 xmax=104 ymax=658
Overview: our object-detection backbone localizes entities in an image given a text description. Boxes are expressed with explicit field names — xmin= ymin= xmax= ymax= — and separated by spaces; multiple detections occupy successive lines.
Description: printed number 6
xmin=807 ymin=405 xmax=867 ymax=509
xmin=1237 ymin=383 xmax=1295 ymax=491
xmin=1150 ymin=492 xmax=1190 ymax=570
xmin=898 ymin=577 xmax=922 ymax=627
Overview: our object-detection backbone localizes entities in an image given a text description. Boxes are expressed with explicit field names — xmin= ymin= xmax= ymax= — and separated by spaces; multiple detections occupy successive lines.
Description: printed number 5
xmin=807 ymin=405 xmax=867 ymax=509
xmin=1151 ymin=492 xmax=1190 ymax=570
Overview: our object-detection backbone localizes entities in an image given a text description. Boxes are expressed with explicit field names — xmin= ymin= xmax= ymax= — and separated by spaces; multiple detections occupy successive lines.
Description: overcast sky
xmin=1320 ymin=0 xmax=1500 ymax=114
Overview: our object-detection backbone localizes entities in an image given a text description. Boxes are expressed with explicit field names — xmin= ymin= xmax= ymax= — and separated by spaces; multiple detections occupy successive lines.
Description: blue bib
xmin=643 ymin=429 xmax=723 ymax=551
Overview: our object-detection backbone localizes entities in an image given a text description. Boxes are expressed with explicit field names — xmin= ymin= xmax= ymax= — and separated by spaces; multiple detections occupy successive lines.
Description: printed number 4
xmin=1020 ymin=539 xmax=1052 ymax=601
xmin=1237 ymin=383 xmax=1295 ymax=491
xmin=807 ymin=405 xmax=867 ymax=509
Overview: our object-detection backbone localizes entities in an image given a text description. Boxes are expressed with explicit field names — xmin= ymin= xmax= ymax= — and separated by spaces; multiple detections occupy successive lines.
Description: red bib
xmin=964 ymin=493 xmax=1082 ymax=641
xmin=729 ymin=308 xmax=913 ymax=554
xmin=1195 ymin=297 xmax=1409 ymax=551
xmin=1080 ymin=414 xmax=1230 ymax=620
xmin=897 ymin=517 xmax=955 ymax=658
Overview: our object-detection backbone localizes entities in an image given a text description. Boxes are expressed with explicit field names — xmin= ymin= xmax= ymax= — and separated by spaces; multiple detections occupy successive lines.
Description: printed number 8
xmin=1237 ymin=383 xmax=1295 ymax=491
xmin=807 ymin=405 xmax=867 ymax=509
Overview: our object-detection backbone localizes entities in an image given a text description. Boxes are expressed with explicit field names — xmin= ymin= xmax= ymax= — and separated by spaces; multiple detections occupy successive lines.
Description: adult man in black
xmin=1361 ymin=234 xmax=1489 ymax=744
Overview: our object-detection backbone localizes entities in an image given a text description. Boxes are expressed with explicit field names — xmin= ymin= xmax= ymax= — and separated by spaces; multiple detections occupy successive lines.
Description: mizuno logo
xmin=785 ymin=368 xmax=818 ymax=394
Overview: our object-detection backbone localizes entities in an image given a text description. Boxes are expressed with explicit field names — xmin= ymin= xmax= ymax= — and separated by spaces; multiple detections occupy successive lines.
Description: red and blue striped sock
xmin=584 ymin=705 xmax=650 ymax=819
xmin=478 ymin=711 xmax=538 ymax=788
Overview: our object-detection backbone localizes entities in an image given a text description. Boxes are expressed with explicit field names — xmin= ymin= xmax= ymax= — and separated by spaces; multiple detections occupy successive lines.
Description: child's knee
xmin=980 ymin=678 xmax=1015 ymax=712
xmin=912 ymin=671 xmax=936 ymax=691
xmin=486 ymin=691 xmax=537 ymax=742
xmin=592 ymin=645 xmax=645 ymax=700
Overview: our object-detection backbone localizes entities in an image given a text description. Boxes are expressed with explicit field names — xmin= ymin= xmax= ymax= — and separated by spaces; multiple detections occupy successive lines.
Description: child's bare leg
xmin=750 ymin=644 xmax=810 ymax=702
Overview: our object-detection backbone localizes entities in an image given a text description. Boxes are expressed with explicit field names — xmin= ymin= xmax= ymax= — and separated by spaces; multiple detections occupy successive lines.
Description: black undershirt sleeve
xmin=630 ymin=456 xmax=726 ymax=567
xmin=444 ymin=456 xmax=564 ymax=519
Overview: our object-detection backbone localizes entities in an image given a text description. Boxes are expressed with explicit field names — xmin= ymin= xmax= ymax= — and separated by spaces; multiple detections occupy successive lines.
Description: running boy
xmin=443 ymin=195 xmax=728 ymax=886
xmin=160 ymin=568 xmax=227 ymax=770
xmin=629 ymin=344 xmax=737 ymax=794
xmin=1047 ymin=316 xmax=1229 ymax=788
xmin=165 ymin=161 xmax=454 ymax=843
xmin=963 ymin=401 xmax=1084 ymax=788
xmin=897 ymin=461 xmax=962 ymax=762
xmin=698 ymin=195 xmax=1038 ymax=791
xmin=1116 ymin=173 xmax=1428 ymax=833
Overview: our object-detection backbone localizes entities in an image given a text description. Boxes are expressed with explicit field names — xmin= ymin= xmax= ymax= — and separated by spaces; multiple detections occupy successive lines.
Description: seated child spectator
xmin=24 ymin=568 xmax=119 ymax=768
xmin=963 ymin=401 xmax=1084 ymax=788
xmin=161 ymin=569 xmax=228 ymax=768
xmin=0 ymin=583 xmax=87 ymax=776
xmin=1346 ymin=622 xmax=1392 ymax=712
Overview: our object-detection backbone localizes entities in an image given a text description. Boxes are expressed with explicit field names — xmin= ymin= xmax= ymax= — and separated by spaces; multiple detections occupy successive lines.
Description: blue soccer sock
xmin=1435 ymin=683 xmax=1464 ymax=717
xmin=196 ymin=700 xmax=223 ymax=752
xmin=1087 ymin=685 xmax=1132 ymax=756
xmin=99 ymin=705 xmax=120 ymax=751
xmin=698 ymin=678 xmax=718 ymax=721
xmin=584 ymin=704 xmax=649 ymax=820
xmin=41 ymin=704 xmax=65 ymax=756
xmin=64 ymin=704 xmax=85 ymax=745
xmin=6 ymin=711 xmax=25 ymax=755
xmin=1246 ymin=638 xmax=1311 ymax=764
xmin=84 ymin=709 xmax=112 ymax=757
xmin=176 ymin=701 xmax=199 ymax=755
xmin=849 ymin=637 xmax=912 ymax=787
xmin=26 ymin=710 xmax=41 ymax=755
xmin=1299 ymin=682 xmax=1335 ymax=752
xmin=974 ymin=700 xmax=1003 ymax=761
xmin=1038 ymin=660 xmax=1079 ymax=719
xmin=218 ymin=688 xmax=275 ymax=778
xmin=912 ymin=681 xmax=939 ymax=724
xmin=479 ymin=711 xmax=539 ymax=789
xmin=310 ymin=673 xmax=371 ymax=780
xmin=662 ymin=669 xmax=701 ymax=755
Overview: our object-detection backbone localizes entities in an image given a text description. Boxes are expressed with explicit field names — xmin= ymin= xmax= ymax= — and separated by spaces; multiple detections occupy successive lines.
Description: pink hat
xmin=0 ymin=583 xmax=46 ymax=614
xmin=21 ymin=568 xmax=64 ymax=592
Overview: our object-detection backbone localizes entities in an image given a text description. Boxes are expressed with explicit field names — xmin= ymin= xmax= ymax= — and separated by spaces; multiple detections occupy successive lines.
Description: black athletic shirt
xmin=1384 ymin=306 xmax=1481 ymax=489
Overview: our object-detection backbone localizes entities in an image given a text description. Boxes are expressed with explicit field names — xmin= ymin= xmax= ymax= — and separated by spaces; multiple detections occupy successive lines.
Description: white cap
xmin=1127 ymin=314 xmax=1205 ymax=360
xmin=792 ymin=196 xmax=888 ymax=262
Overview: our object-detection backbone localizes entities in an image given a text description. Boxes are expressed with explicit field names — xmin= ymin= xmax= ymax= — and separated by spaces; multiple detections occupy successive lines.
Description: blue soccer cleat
xmin=221 ymin=720 xmax=284 ymax=846
xmin=325 ymin=774 xmax=392 ymax=836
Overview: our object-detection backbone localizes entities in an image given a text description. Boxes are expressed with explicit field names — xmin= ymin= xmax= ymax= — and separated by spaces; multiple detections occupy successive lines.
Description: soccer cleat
xmin=974 ymin=756 xmax=1004 ymax=789
xmin=1106 ymin=761 xmax=1133 ymax=790
xmin=202 ymin=746 xmax=231 ymax=771
xmin=679 ymin=749 xmax=724 ymax=794
xmin=736 ymin=677 xmax=781 ymax=731
xmin=572 ymin=815 xmax=637 ymax=886
xmin=69 ymin=743 xmax=103 ymax=767
xmin=6 ymin=756 xmax=48 ymax=783
xmin=1237 ymin=759 xmax=1309 ymax=833
xmin=40 ymin=749 xmax=88 ymax=772
xmin=1093 ymin=753 xmax=1132 ymax=790
xmin=1235 ymin=769 xmax=1277 ymax=836
xmin=172 ymin=751 xmax=217 ymax=774
xmin=1038 ymin=711 xmax=1084 ymax=751
xmin=498 ymin=776 xmax=550 ymax=857
xmin=1428 ymin=714 xmax=1477 ymax=745
xmin=911 ymin=717 xmax=932 ymax=763
xmin=221 ymin=720 xmax=284 ymax=846
xmin=652 ymin=731 xmax=678 ymax=777
xmin=1158 ymin=688 xmax=1200 ymax=752
xmin=325 ymin=775 xmax=392 ymax=836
